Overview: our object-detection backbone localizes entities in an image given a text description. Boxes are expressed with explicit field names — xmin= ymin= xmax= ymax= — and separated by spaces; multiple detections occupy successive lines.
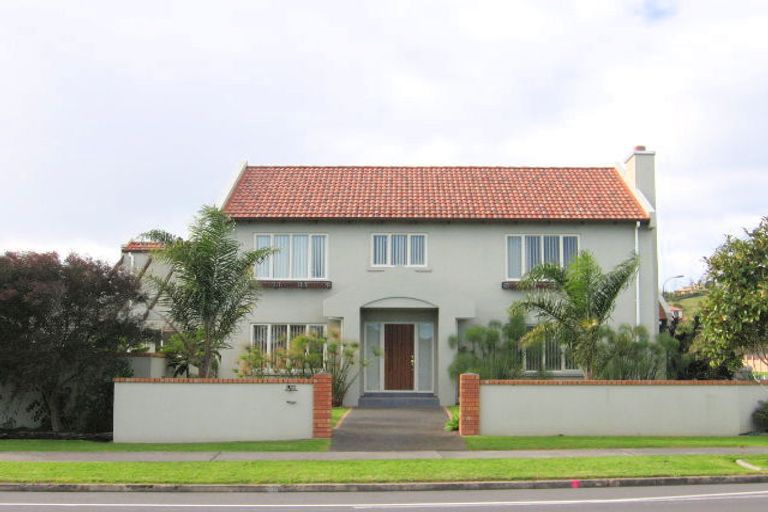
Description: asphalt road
xmin=1 ymin=484 xmax=768 ymax=511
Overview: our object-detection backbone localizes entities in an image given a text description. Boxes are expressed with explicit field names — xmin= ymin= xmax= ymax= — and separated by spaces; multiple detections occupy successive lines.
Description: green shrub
xmin=753 ymin=401 xmax=768 ymax=432
xmin=444 ymin=410 xmax=459 ymax=432
xmin=448 ymin=313 xmax=526 ymax=380
xmin=236 ymin=332 xmax=366 ymax=407
xmin=325 ymin=340 xmax=361 ymax=408
xmin=594 ymin=325 xmax=665 ymax=380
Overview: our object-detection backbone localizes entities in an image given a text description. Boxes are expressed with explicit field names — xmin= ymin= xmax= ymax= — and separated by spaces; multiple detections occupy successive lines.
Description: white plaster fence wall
xmin=126 ymin=354 xmax=168 ymax=379
xmin=113 ymin=379 xmax=315 ymax=443
xmin=479 ymin=381 xmax=768 ymax=436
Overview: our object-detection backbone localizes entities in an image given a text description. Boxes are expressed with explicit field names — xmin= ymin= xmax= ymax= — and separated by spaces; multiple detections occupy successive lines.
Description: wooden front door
xmin=384 ymin=324 xmax=414 ymax=390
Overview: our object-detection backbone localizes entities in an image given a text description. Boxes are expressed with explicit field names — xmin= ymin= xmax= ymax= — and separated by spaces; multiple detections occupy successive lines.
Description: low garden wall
xmin=126 ymin=353 xmax=168 ymax=379
xmin=113 ymin=374 xmax=331 ymax=443
xmin=459 ymin=373 xmax=768 ymax=436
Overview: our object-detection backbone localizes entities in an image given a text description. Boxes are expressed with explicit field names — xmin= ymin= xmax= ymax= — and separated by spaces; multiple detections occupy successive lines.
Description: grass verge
xmin=466 ymin=435 xmax=768 ymax=451
xmin=745 ymin=456 xmax=768 ymax=469
xmin=332 ymin=407 xmax=350 ymax=428
xmin=0 ymin=439 xmax=329 ymax=452
xmin=0 ymin=455 xmax=762 ymax=484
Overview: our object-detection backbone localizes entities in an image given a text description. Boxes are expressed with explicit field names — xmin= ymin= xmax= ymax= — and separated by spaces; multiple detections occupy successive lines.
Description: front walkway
xmin=331 ymin=407 xmax=466 ymax=452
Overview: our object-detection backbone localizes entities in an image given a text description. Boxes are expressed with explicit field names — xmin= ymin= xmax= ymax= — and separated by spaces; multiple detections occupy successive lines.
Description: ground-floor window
xmin=252 ymin=323 xmax=326 ymax=354
xmin=523 ymin=338 xmax=578 ymax=372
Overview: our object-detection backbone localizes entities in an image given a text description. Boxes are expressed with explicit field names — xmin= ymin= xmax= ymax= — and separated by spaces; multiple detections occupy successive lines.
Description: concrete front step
xmin=358 ymin=392 xmax=440 ymax=408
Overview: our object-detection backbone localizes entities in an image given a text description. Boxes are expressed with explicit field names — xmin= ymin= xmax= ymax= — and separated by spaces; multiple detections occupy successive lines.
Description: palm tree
xmin=143 ymin=205 xmax=271 ymax=377
xmin=510 ymin=252 xmax=639 ymax=379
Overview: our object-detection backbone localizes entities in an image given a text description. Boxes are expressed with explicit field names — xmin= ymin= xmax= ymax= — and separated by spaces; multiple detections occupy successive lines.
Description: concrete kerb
xmin=3 ymin=474 xmax=768 ymax=493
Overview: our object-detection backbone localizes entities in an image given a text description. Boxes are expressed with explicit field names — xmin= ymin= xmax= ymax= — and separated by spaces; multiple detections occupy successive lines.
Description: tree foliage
xmin=143 ymin=205 xmax=272 ymax=377
xmin=662 ymin=315 xmax=739 ymax=380
xmin=0 ymin=252 xmax=150 ymax=432
xmin=510 ymin=252 xmax=639 ymax=378
xmin=697 ymin=217 xmax=768 ymax=369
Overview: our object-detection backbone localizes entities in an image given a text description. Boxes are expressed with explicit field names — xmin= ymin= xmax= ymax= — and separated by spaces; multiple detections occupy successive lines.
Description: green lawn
xmin=466 ymin=435 xmax=768 ymax=451
xmin=0 ymin=409 xmax=350 ymax=452
xmin=671 ymin=293 xmax=706 ymax=317
xmin=0 ymin=455 xmax=762 ymax=484
xmin=332 ymin=407 xmax=350 ymax=428
xmin=0 ymin=439 xmax=329 ymax=452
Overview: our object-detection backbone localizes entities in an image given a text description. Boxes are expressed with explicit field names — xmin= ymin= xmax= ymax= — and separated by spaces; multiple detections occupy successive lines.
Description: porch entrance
xmin=363 ymin=317 xmax=435 ymax=394
xmin=384 ymin=324 xmax=414 ymax=390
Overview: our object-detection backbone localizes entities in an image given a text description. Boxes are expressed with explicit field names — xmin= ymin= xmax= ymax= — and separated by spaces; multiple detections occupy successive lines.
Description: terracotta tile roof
xmin=121 ymin=241 xmax=165 ymax=252
xmin=222 ymin=166 xmax=649 ymax=221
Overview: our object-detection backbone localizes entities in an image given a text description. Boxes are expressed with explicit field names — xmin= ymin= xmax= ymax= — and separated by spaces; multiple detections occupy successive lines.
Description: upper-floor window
xmin=371 ymin=233 xmax=427 ymax=267
xmin=506 ymin=234 xmax=578 ymax=280
xmin=254 ymin=234 xmax=327 ymax=280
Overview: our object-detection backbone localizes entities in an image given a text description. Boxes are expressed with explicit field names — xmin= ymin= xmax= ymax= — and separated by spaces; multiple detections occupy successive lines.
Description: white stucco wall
xmin=126 ymin=355 xmax=168 ymax=379
xmin=479 ymin=383 xmax=768 ymax=436
xmin=113 ymin=381 xmax=314 ymax=442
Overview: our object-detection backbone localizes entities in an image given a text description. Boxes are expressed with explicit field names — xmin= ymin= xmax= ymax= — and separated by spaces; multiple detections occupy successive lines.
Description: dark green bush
xmin=753 ymin=401 xmax=768 ymax=432
xmin=594 ymin=325 xmax=665 ymax=380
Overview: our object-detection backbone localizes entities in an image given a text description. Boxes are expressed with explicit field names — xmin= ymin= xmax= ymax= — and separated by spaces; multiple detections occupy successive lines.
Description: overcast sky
xmin=1 ymin=0 xmax=766 ymax=289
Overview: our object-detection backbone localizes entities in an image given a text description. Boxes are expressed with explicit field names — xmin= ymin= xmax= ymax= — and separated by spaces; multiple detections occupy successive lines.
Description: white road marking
xmin=0 ymin=489 xmax=768 ymax=508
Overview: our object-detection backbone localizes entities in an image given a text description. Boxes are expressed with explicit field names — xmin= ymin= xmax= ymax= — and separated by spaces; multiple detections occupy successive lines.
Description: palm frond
xmin=592 ymin=254 xmax=639 ymax=321
xmin=518 ymin=263 xmax=567 ymax=290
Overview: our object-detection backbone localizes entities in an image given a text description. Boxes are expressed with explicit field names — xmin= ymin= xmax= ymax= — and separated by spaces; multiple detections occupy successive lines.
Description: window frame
xmin=521 ymin=337 xmax=580 ymax=373
xmin=505 ymin=234 xmax=580 ymax=281
xmin=253 ymin=233 xmax=329 ymax=280
xmin=251 ymin=323 xmax=327 ymax=354
xmin=370 ymin=233 xmax=428 ymax=268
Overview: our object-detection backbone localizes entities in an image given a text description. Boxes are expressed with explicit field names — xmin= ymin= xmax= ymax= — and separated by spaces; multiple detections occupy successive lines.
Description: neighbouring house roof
xmin=222 ymin=166 xmax=649 ymax=221
xmin=121 ymin=241 xmax=165 ymax=252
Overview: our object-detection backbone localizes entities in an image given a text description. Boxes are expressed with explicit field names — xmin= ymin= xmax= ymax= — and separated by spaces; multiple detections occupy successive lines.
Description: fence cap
xmin=113 ymin=377 xmax=314 ymax=384
xmin=480 ymin=379 xmax=760 ymax=386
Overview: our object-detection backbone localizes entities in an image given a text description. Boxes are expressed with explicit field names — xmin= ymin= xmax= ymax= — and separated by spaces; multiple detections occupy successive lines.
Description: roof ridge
xmin=243 ymin=165 xmax=618 ymax=170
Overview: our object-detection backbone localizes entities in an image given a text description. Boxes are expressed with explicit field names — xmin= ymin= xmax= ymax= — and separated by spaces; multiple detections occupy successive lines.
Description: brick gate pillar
xmin=459 ymin=373 xmax=480 ymax=436
xmin=312 ymin=373 xmax=333 ymax=439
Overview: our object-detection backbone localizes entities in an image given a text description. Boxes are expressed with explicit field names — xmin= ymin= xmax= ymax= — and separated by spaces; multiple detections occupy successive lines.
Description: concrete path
xmin=330 ymin=407 xmax=466 ymax=452
xmin=3 ymin=446 xmax=768 ymax=462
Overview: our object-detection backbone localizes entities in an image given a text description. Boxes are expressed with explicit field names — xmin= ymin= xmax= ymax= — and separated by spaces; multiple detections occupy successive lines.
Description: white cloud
xmin=1 ymin=0 xmax=767 ymax=289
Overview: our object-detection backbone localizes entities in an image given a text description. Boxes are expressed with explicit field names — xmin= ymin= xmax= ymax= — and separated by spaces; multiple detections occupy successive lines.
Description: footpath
xmin=3 ymin=446 xmax=768 ymax=462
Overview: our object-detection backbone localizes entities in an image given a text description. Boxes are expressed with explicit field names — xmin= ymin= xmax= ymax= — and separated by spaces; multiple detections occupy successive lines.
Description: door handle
xmin=410 ymin=355 xmax=415 ymax=368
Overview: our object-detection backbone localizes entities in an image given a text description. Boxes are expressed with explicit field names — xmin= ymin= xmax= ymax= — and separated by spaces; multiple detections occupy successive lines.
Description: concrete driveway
xmin=331 ymin=407 xmax=466 ymax=452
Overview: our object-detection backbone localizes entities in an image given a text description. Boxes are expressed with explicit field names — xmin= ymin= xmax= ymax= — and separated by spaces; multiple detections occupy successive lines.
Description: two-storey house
xmin=122 ymin=147 xmax=658 ymax=406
